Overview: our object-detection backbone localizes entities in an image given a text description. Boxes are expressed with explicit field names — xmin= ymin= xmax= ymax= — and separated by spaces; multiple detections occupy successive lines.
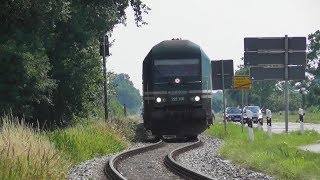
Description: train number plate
xmin=171 ymin=97 xmax=185 ymax=102
xmin=163 ymin=135 xmax=177 ymax=139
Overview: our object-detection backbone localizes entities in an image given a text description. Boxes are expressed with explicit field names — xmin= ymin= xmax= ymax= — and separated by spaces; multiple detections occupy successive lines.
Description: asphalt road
xmin=256 ymin=122 xmax=320 ymax=134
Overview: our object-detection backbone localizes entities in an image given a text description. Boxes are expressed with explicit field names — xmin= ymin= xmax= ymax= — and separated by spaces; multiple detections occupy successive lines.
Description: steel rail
xmin=164 ymin=139 xmax=214 ymax=180
xmin=104 ymin=140 xmax=164 ymax=180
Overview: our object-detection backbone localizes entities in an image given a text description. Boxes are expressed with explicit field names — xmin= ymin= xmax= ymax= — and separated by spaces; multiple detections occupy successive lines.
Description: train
xmin=142 ymin=39 xmax=213 ymax=140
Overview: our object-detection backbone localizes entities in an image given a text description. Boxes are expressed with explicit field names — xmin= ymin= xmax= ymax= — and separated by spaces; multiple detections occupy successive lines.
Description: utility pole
xmin=100 ymin=35 xmax=110 ymax=121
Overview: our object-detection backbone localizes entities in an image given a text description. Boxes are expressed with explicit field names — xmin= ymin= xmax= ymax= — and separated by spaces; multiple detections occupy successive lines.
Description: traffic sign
xmin=250 ymin=66 xmax=305 ymax=80
xmin=211 ymin=60 xmax=234 ymax=90
xmin=244 ymin=35 xmax=307 ymax=134
xmin=233 ymin=76 xmax=252 ymax=89
xmin=244 ymin=52 xmax=306 ymax=66
xmin=244 ymin=37 xmax=306 ymax=51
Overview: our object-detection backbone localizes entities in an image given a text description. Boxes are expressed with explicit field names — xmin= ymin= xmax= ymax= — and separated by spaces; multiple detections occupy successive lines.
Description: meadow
xmin=206 ymin=123 xmax=320 ymax=180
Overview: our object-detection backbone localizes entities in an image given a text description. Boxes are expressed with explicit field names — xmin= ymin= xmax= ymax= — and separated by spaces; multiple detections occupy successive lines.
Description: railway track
xmin=104 ymin=139 xmax=214 ymax=180
xmin=164 ymin=140 xmax=213 ymax=180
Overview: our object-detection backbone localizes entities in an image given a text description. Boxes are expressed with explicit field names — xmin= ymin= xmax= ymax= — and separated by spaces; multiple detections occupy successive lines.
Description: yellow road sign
xmin=233 ymin=76 xmax=252 ymax=89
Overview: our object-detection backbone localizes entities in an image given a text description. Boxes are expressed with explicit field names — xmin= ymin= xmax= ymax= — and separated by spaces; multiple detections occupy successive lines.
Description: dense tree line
xmin=0 ymin=0 xmax=148 ymax=127
xmin=225 ymin=30 xmax=320 ymax=112
xmin=110 ymin=73 xmax=142 ymax=114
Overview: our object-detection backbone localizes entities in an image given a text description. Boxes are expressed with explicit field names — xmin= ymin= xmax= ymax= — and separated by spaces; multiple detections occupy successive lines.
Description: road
xmin=256 ymin=122 xmax=320 ymax=134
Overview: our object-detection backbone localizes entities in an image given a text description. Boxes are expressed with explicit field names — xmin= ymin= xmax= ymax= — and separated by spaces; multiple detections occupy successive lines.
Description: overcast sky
xmin=106 ymin=0 xmax=320 ymax=94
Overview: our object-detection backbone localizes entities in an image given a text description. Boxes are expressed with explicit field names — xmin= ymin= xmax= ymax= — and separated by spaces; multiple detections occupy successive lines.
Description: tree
xmin=226 ymin=64 xmax=278 ymax=110
xmin=212 ymin=91 xmax=223 ymax=112
xmin=111 ymin=73 xmax=142 ymax=115
xmin=304 ymin=30 xmax=320 ymax=108
xmin=0 ymin=0 xmax=149 ymax=127
xmin=0 ymin=36 xmax=56 ymax=123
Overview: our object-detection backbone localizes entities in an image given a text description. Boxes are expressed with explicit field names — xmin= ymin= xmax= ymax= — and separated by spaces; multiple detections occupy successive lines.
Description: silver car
xmin=242 ymin=106 xmax=263 ymax=124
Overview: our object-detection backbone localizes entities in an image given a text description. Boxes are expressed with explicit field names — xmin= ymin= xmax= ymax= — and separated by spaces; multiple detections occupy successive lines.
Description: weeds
xmin=0 ymin=116 xmax=70 ymax=179
xmin=0 ymin=115 xmax=138 ymax=179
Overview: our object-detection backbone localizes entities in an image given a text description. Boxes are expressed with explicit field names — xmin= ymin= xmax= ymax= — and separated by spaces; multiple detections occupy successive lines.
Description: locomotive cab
xmin=143 ymin=39 xmax=213 ymax=138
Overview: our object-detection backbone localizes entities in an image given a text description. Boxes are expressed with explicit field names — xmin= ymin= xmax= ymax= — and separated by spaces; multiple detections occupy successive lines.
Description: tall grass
xmin=206 ymin=123 xmax=320 ymax=180
xmin=0 ymin=116 xmax=71 ymax=179
xmin=0 ymin=115 xmax=139 ymax=179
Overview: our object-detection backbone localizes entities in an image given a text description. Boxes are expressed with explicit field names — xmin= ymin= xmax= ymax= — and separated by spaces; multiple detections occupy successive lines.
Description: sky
xmin=106 ymin=0 xmax=320 ymax=94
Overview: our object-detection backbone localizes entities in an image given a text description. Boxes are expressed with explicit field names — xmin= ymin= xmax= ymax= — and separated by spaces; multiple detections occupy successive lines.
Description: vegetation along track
xmin=105 ymin=139 xmax=213 ymax=180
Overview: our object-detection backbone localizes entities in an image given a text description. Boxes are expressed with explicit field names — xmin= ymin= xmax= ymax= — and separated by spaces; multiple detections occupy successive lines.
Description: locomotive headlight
xmin=156 ymin=97 xmax=162 ymax=103
xmin=194 ymin=96 xmax=200 ymax=102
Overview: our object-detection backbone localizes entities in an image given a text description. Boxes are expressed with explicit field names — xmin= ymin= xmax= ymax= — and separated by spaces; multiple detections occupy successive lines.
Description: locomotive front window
xmin=153 ymin=59 xmax=200 ymax=77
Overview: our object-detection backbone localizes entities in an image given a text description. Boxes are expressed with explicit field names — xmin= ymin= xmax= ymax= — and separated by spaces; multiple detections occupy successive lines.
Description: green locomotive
xmin=142 ymin=39 xmax=213 ymax=139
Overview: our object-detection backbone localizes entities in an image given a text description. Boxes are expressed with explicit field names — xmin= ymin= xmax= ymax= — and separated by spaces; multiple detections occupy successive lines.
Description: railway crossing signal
xmin=100 ymin=35 xmax=110 ymax=121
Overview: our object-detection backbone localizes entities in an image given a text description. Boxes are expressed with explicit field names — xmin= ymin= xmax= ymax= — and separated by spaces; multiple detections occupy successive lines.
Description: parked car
xmin=225 ymin=107 xmax=242 ymax=122
xmin=243 ymin=106 xmax=263 ymax=124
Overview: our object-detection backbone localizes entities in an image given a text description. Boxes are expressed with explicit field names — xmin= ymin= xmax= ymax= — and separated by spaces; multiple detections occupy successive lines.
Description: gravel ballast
xmin=68 ymin=135 xmax=274 ymax=179
xmin=176 ymin=135 xmax=273 ymax=180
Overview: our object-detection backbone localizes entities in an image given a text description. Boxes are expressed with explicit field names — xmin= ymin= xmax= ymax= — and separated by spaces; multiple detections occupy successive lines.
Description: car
xmin=242 ymin=106 xmax=263 ymax=124
xmin=225 ymin=107 xmax=242 ymax=122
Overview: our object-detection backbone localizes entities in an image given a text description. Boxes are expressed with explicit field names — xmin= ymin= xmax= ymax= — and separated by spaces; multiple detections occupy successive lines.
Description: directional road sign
xmin=244 ymin=37 xmax=306 ymax=51
xmin=244 ymin=35 xmax=307 ymax=134
xmin=244 ymin=52 xmax=306 ymax=66
xmin=250 ymin=66 xmax=305 ymax=80
xmin=233 ymin=76 xmax=252 ymax=89
xmin=211 ymin=60 xmax=234 ymax=90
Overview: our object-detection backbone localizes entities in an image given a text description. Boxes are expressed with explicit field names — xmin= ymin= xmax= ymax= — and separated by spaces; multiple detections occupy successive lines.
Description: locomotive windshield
xmin=153 ymin=59 xmax=200 ymax=77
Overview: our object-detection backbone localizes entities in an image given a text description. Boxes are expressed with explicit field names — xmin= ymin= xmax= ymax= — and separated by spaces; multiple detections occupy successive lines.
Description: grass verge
xmin=0 ymin=116 xmax=70 ymax=179
xmin=0 ymin=115 xmax=137 ymax=179
xmin=271 ymin=112 xmax=320 ymax=124
xmin=47 ymin=118 xmax=131 ymax=163
xmin=206 ymin=123 xmax=320 ymax=180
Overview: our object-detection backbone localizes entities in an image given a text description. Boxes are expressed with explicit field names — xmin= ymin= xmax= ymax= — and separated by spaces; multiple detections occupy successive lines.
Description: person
xmin=299 ymin=108 xmax=304 ymax=122
xmin=211 ymin=110 xmax=215 ymax=121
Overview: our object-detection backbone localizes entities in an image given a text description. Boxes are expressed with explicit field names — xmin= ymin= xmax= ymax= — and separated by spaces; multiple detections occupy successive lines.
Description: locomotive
xmin=142 ymin=39 xmax=213 ymax=139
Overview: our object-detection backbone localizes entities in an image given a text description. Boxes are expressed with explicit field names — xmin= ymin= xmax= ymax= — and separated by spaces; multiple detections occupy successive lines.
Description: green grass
xmin=47 ymin=120 xmax=129 ymax=163
xmin=271 ymin=112 xmax=320 ymax=124
xmin=0 ymin=116 xmax=136 ymax=179
xmin=206 ymin=123 xmax=320 ymax=180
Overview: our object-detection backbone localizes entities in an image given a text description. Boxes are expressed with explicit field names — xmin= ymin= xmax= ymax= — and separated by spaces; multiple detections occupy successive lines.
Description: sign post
xmin=284 ymin=35 xmax=289 ymax=133
xmin=244 ymin=35 xmax=306 ymax=133
xmin=211 ymin=60 xmax=234 ymax=132
xmin=221 ymin=60 xmax=226 ymax=132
